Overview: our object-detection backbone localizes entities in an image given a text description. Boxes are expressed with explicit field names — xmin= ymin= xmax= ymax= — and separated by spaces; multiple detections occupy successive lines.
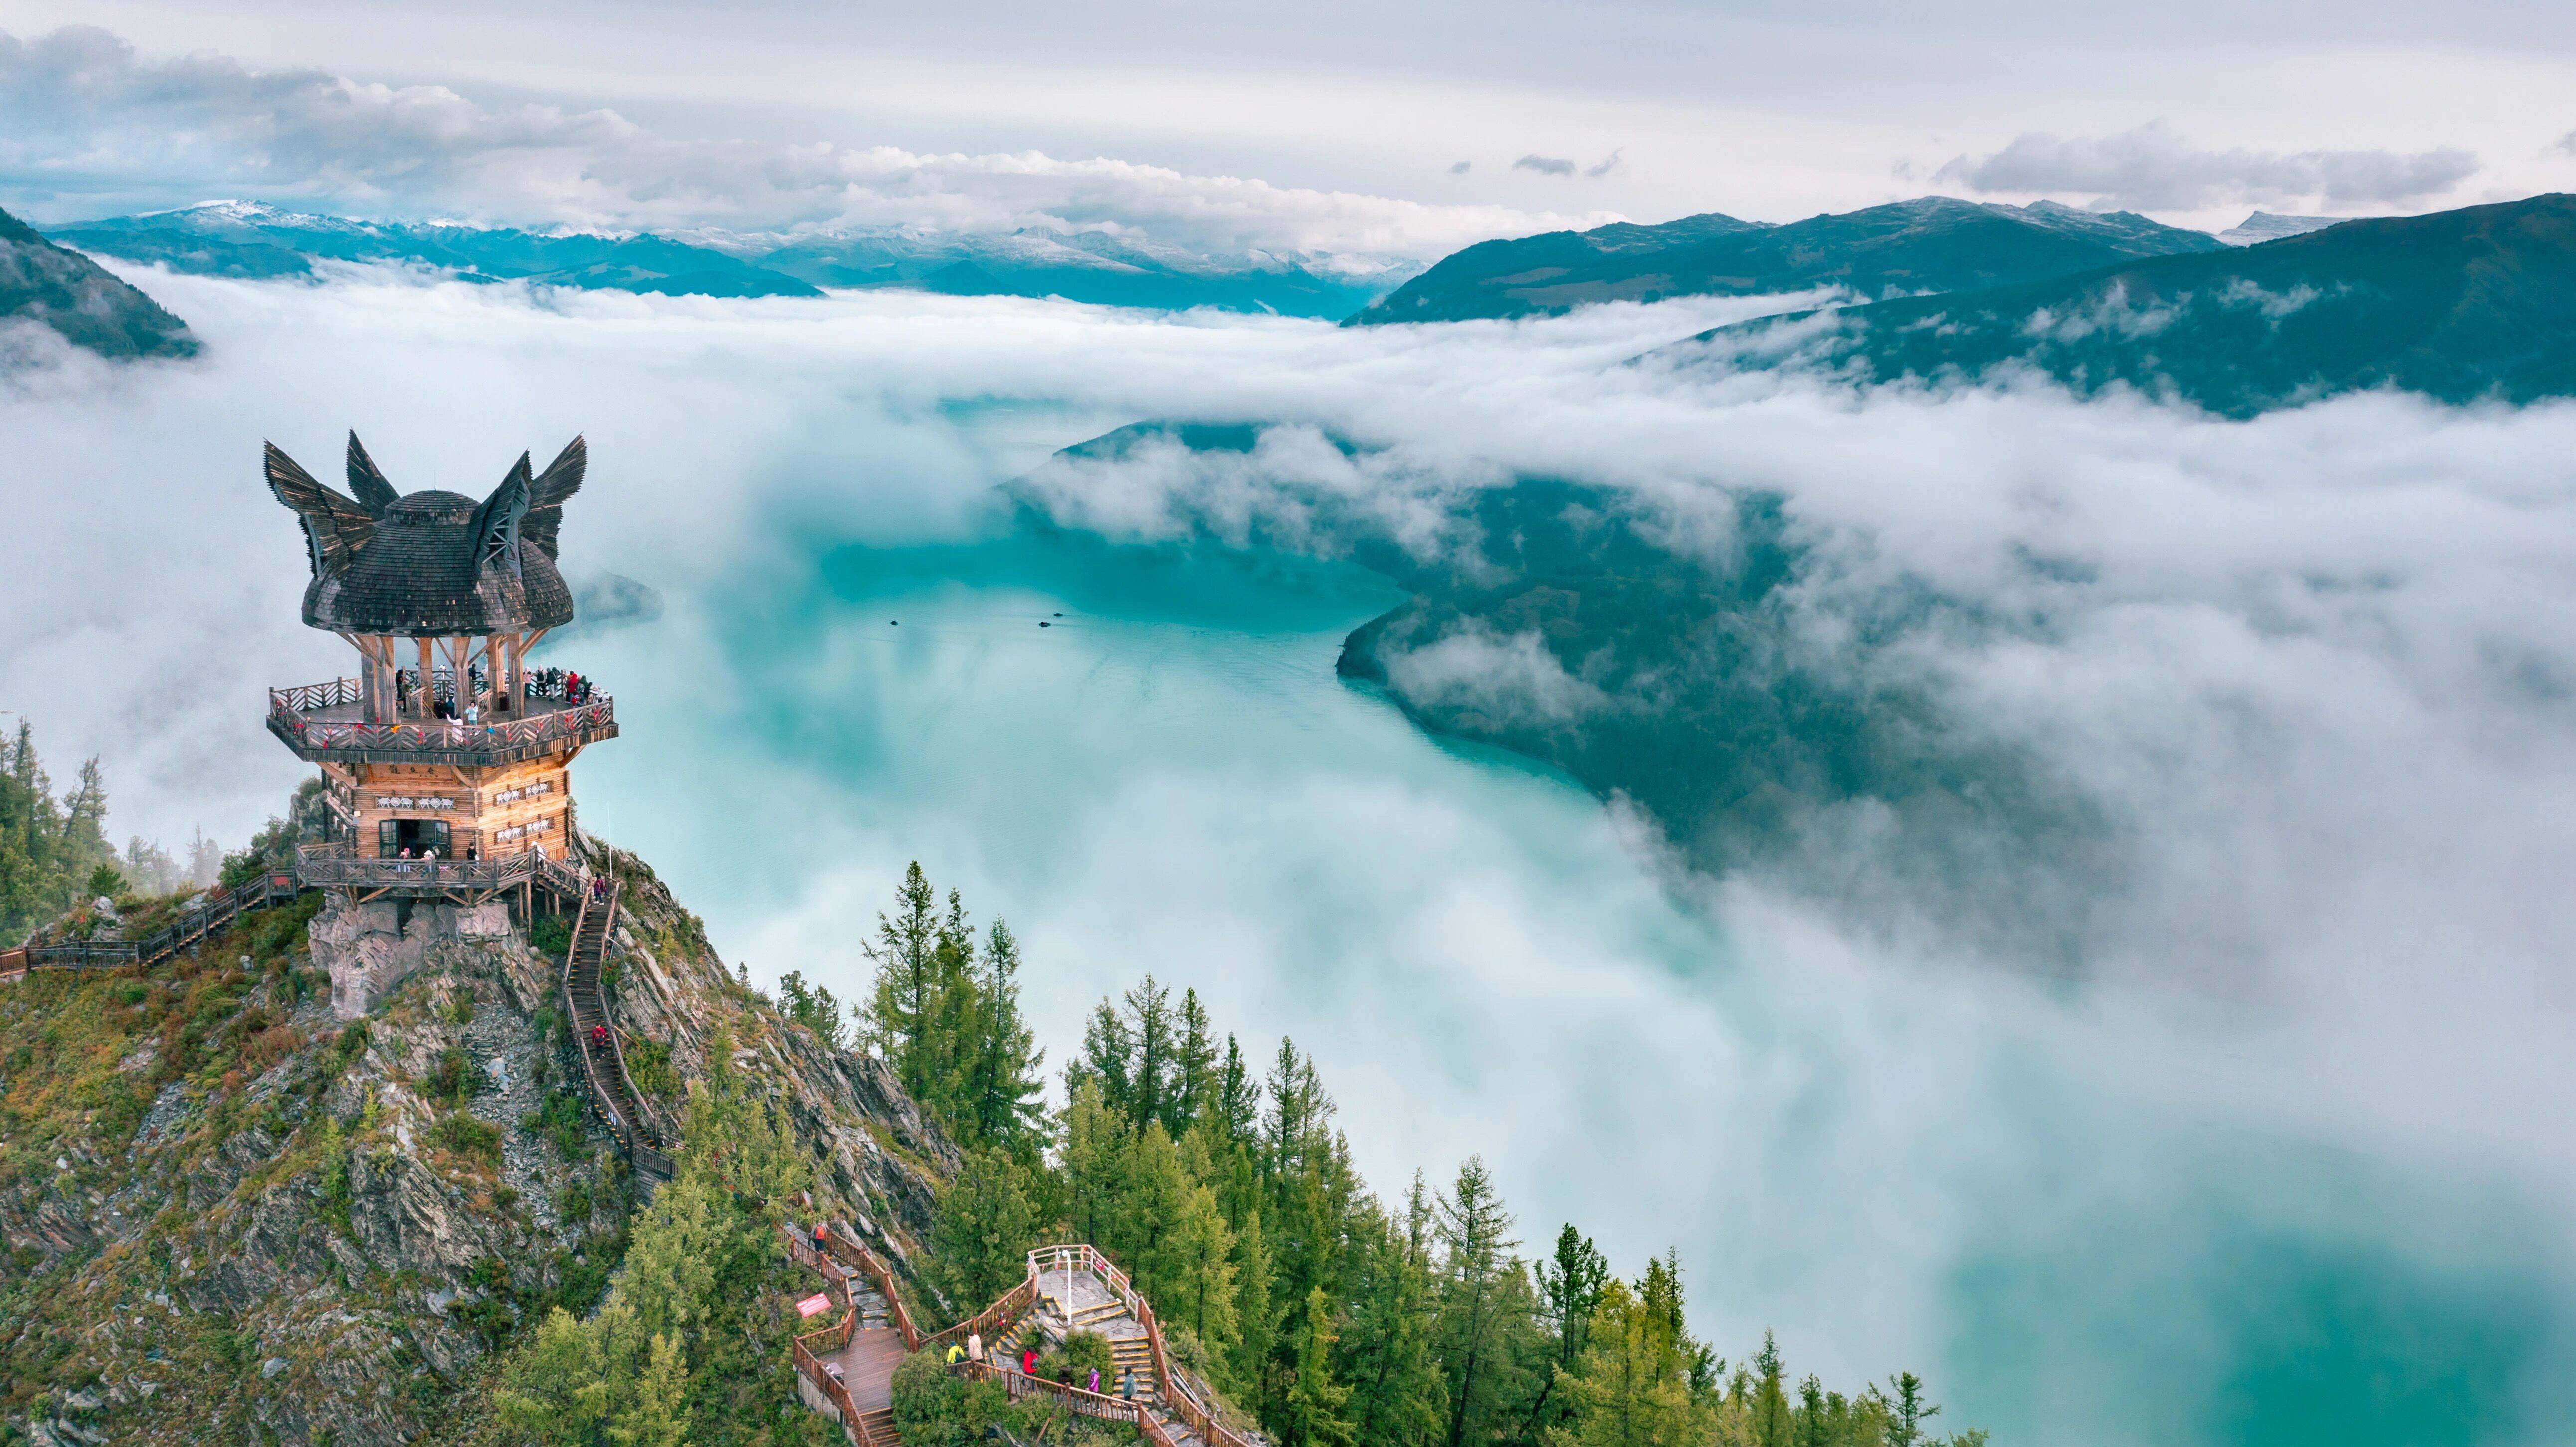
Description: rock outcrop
xmin=312 ymin=896 xmax=515 ymax=1019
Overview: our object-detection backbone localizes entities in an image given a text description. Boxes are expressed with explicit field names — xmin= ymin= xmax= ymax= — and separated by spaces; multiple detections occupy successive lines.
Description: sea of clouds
xmin=9 ymin=264 xmax=2576 ymax=1438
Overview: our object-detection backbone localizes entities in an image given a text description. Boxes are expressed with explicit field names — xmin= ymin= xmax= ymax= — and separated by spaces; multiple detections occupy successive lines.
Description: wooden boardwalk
xmin=787 ymin=1228 xmax=1259 ymax=1447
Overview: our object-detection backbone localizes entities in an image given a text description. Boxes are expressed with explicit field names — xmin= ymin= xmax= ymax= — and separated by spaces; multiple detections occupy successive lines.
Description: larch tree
xmin=1339 ymin=1177 xmax=1446 ymax=1447
xmin=1549 ymin=1278 xmax=1713 ymax=1447
xmin=1170 ymin=987 xmax=1219 ymax=1135
xmin=1282 ymin=1286 xmax=1358 ymax=1447
xmin=933 ymin=1148 xmax=1041 ymax=1312
xmin=863 ymin=862 xmax=941 ymax=1088
xmin=965 ymin=917 xmax=1047 ymax=1157
xmin=1436 ymin=1155 xmax=1524 ymax=1447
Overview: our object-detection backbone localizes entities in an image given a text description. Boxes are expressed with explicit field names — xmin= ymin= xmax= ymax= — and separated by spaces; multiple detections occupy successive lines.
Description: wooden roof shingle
xmin=266 ymin=433 xmax=586 ymax=636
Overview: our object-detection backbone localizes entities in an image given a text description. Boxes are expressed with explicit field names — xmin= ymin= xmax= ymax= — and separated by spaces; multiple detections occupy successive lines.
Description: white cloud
xmin=12 ymin=269 xmax=2576 ymax=1439
xmin=1936 ymin=121 xmax=2481 ymax=211
xmin=0 ymin=25 xmax=1619 ymax=259
xmin=1381 ymin=625 xmax=1611 ymax=725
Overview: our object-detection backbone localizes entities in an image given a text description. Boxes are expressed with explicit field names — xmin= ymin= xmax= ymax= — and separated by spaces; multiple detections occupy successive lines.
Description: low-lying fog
xmin=7 ymin=267 xmax=2574 ymax=1445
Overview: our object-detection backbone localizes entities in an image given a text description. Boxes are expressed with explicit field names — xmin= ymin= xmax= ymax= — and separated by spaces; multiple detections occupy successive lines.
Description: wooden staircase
xmin=560 ymin=880 xmax=672 ymax=1184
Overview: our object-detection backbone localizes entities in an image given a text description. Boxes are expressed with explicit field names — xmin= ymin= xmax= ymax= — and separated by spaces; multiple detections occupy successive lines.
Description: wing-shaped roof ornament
xmin=345 ymin=432 xmax=400 ymax=514
xmin=265 ymin=441 xmax=376 ymax=577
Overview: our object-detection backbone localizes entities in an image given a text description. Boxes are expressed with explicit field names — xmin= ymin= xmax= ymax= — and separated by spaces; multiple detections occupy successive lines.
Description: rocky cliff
xmin=0 ymin=831 xmax=950 ymax=1447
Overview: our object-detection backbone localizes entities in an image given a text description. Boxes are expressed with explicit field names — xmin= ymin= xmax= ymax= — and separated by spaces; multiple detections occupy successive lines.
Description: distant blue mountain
xmin=703 ymin=227 xmax=1419 ymax=317
xmin=47 ymin=201 xmax=1422 ymax=316
xmin=1347 ymin=196 xmax=2225 ymax=324
xmin=52 ymin=202 xmax=823 ymax=298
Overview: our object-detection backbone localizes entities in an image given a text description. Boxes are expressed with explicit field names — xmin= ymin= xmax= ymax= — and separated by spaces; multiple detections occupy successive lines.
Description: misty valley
xmin=6 ymin=20 xmax=2576 ymax=1447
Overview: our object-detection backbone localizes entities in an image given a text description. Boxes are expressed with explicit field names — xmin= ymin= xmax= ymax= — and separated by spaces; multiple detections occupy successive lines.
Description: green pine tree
xmin=1232 ymin=1206 xmax=1280 ymax=1407
xmin=933 ymin=1147 xmax=1041 ymax=1312
xmin=864 ymin=862 xmax=941 ymax=1088
xmin=1283 ymin=1286 xmax=1358 ymax=1447
xmin=1436 ymin=1155 xmax=1525 ymax=1447
xmin=1751 ymin=1332 xmax=1793 ymax=1447
xmin=1340 ymin=1178 xmax=1446 ymax=1447
xmin=964 ymin=918 xmax=1047 ymax=1156
xmin=1060 ymin=1077 xmax=1128 ymax=1250
xmin=1170 ymin=987 xmax=1219 ymax=1136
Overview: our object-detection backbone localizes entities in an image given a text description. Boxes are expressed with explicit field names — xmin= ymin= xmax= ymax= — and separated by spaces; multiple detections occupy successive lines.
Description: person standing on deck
xmin=968 ymin=1332 xmax=983 ymax=1364
xmin=1087 ymin=1367 xmax=1100 ymax=1395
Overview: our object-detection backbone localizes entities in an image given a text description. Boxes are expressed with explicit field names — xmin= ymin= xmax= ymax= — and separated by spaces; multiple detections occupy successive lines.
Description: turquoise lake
xmin=567 ymin=522 xmax=2575 ymax=1447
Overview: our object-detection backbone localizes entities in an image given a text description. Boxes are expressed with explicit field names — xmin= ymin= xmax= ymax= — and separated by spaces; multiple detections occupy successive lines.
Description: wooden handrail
xmin=792 ymin=1331 xmax=884 ymax=1447
xmin=817 ymin=1221 xmax=924 ymax=1352
xmin=951 ymin=1361 xmax=1180 ymax=1445
xmin=922 ymin=1275 xmax=1036 ymax=1351
xmin=10 ymin=871 xmax=305 ymax=976
xmin=590 ymin=885 xmax=669 ymax=1149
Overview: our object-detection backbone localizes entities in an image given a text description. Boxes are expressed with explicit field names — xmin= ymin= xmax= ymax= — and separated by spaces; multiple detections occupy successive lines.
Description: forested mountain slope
xmin=0 ymin=207 xmax=196 ymax=361
xmin=1663 ymin=193 xmax=2576 ymax=416
xmin=1346 ymin=197 xmax=2221 ymax=325
xmin=0 ymin=824 xmax=952 ymax=1447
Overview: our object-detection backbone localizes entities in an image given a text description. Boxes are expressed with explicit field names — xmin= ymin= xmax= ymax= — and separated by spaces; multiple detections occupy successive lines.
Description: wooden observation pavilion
xmin=263 ymin=433 xmax=617 ymax=902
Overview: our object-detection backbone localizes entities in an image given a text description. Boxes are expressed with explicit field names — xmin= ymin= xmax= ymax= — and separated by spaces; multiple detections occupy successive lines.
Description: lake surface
xmin=569 ymin=522 xmax=2576 ymax=1447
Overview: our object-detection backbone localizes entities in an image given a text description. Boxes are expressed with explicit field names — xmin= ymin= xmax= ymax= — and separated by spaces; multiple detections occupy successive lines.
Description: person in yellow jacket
xmin=945 ymin=1342 xmax=965 ymax=1367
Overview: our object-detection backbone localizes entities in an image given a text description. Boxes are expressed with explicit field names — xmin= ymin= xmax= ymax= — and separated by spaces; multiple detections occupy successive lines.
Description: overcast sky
xmin=4 ymin=3 xmax=2575 ymax=250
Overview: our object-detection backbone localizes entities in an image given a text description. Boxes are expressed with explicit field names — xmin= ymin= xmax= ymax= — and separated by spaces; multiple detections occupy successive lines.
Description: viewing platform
xmin=267 ymin=675 xmax=618 ymax=766
xmin=294 ymin=839 xmax=587 ymax=904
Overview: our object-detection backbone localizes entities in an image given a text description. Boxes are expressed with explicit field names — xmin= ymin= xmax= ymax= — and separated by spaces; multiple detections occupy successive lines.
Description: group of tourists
xmin=388 ymin=843 xmax=482 ymax=870
xmin=530 ymin=667 xmax=596 ymax=705
xmin=942 ymin=1336 xmax=1136 ymax=1402
xmin=382 ymin=665 xmax=597 ymax=726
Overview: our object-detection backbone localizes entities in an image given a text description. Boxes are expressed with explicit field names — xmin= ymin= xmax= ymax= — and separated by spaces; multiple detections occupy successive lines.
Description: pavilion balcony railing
xmin=294 ymin=840 xmax=589 ymax=896
xmin=267 ymin=677 xmax=615 ymax=760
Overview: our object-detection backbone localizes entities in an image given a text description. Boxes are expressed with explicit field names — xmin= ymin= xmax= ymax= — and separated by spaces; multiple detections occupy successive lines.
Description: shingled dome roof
xmin=265 ymin=433 xmax=587 ymax=636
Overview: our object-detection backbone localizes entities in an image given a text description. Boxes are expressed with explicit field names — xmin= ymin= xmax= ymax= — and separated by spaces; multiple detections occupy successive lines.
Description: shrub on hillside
xmin=530 ymin=916 xmax=571 ymax=958
xmin=432 ymin=1112 xmax=502 ymax=1162
xmin=1044 ymin=1329 xmax=1115 ymax=1388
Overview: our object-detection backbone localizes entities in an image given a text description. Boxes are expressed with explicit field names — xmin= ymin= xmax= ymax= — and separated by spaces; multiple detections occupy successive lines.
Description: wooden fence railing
xmin=5 ymin=869 xmax=304 ymax=977
xmin=268 ymin=679 xmax=614 ymax=760
xmin=816 ymin=1221 xmax=925 ymax=1351
xmin=922 ymin=1275 xmax=1037 ymax=1353
xmin=951 ymin=1361 xmax=1183 ymax=1447
xmin=791 ymin=1310 xmax=888 ymax=1447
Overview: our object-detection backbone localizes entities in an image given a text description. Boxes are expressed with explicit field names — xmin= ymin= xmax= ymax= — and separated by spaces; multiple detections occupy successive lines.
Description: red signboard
xmin=796 ymin=1293 xmax=832 ymax=1318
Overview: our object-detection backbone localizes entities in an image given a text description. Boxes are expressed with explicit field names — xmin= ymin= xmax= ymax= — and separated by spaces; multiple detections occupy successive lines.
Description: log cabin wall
xmin=339 ymin=749 xmax=581 ymax=860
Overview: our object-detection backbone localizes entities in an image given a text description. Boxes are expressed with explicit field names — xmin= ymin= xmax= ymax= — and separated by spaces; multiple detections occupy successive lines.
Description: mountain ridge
xmin=0 ymin=206 xmax=198 ymax=361
xmin=45 ymin=201 xmax=1421 ymax=316
xmin=1344 ymin=195 xmax=2226 ymax=325
xmin=1658 ymin=192 xmax=2576 ymax=417
xmin=51 ymin=202 xmax=824 ymax=299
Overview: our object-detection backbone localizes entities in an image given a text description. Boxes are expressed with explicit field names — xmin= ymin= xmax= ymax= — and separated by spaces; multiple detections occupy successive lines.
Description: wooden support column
xmin=416 ymin=636 xmax=434 ymax=716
